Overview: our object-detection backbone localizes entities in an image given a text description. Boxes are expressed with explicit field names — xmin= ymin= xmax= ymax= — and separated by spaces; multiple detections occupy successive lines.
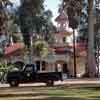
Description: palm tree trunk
xmin=87 ymin=0 xmax=96 ymax=77
xmin=40 ymin=58 xmax=42 ymax=71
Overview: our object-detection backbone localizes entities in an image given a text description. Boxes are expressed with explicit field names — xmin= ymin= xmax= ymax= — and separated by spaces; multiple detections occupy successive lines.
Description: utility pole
xmin=73 ymin=29 xmax=77 ymax=77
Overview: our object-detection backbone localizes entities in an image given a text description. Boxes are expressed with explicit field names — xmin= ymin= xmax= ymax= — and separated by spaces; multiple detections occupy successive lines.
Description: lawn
xmin=0 ymin=86 xmax=100 ymax=100
xmin=31 ymin=86 xmax=100 ymax=100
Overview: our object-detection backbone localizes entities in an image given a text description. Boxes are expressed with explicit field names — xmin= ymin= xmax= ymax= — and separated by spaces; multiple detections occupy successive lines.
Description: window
xmin=63 ymin=37 xmax=66 ymax=43
xmin=25 ymin=64 xmax=37 ymax=72
xmin=42 ymin=61 xmax=46 ymax=70
xmin=36 ymin=61 xmax=40 ymax=71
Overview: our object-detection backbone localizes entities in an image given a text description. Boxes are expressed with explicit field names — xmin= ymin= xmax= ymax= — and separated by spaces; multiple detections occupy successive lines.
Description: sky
xmin=10 ymin=0 xmax=20 ymax=7
xmin=44 ymin=0 xmax=61 ymax=25
xmin=10 ymin=0 xmax=60 ymax=25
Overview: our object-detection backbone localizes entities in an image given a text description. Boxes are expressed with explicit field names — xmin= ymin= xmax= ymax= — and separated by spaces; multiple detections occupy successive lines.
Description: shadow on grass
xmin=0 ymin=93 xmax=48 ymax=98
xmin=19 ymin=97 xmax=90 ymax=100
xmin=78 ymin=87 xmax=100 ymax=91
xmin=89 ymin=96 xmax=100 ymax=100
xmin=87 ymin=87 xmax=100 ymax=91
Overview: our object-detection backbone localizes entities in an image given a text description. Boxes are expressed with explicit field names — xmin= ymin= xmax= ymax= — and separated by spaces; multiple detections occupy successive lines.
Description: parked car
xmin=7 ymin=64 xmax=62 ymax=87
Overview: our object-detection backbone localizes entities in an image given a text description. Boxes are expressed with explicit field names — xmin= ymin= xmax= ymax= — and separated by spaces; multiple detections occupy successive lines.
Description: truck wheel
xmin=9 ymin=80 xmax=19 ymax=87
xmin=46 ymin=80 xmax=54 ymax=86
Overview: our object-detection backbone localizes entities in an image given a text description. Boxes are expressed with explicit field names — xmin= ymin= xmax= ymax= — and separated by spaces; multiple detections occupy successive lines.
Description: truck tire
xmin=46 ymin=80 xmax=54 ymax=86
xmin=9 ymin=80 xmax=19 ymax=87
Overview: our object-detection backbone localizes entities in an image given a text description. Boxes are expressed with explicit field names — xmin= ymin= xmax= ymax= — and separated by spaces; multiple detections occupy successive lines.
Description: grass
xmin=31 ymin=86 xmax=100 ymax=100
xmin=1 ymin=86 xmax=100 ymax=100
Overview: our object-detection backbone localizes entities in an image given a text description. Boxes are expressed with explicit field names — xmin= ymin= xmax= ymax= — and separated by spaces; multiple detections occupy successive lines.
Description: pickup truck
xmin=7 ymin=64 xmax=62 ymax=87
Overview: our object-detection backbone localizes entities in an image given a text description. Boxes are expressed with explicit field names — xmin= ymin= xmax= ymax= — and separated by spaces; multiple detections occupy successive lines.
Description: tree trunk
xmin=29 ymin=36 xmax=33 ymax=64
xmin=87 ymin=0 xmax=96 ymax=77
xmin=40 ymin=58 xmax=42 ymax=71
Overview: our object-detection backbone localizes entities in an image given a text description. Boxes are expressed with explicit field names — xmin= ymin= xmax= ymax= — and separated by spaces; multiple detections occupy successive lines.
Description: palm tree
xmin=33 ymin=39 xmax=49 ymax=71
xmin=61 ymin=0 xmax=82 ymax=77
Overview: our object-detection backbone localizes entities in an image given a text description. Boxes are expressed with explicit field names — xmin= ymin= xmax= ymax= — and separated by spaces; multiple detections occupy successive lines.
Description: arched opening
xmin=35 ymin=61 xmax=40 ymax=71
xmin=55 ymin=60 xmax=69 ymax=73
xmin=35 ymin=60 xmax=47 ymax=71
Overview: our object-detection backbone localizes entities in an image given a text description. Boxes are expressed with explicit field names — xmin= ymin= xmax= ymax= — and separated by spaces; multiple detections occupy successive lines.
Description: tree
xmin=33 ymin=39 xmax=49 ymax=58
xmin=78 ymin=0 xmax=100 ymax=77
xmin=87 ymin=0 xmax=96 ymax=77
xmin=0 ymin=0 xmax=12 ymax=34
xmin=78 ymin=0 xmax=100 ymax=42
xmin=61 ymin=0 xmax=82 ymax=77
xmin=41 ymin=10 xmax=57 ymax=43
xmin=33 ymin=39 xmax=49 ymax=70
xmin=18 ymin=0 xmax=44 ymax=48
xmin=0 ymin=0 xmax=14 ymax=59
xmin=61 ymin=0 xmax=100 ymax=77
xmin=17 ymin=0 xmax=57 ymax=47
xmin=62 ymin=0 xmax=82 ymax=27
xmin=17 ymin=1 xmax=56 ymax=63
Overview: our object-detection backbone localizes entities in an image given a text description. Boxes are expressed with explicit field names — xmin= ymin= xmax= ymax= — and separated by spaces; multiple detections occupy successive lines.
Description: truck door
xmin=24 ymin=64 xmax=36 ymax=81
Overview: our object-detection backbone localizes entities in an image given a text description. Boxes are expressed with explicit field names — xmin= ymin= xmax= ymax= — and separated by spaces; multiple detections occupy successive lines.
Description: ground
xmin=0 ymin=84 xmax=100 ymax=100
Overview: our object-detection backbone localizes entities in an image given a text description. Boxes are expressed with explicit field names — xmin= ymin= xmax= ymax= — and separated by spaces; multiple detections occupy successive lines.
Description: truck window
xmin=25 ymin=64 xmax=36 ymax=72
xmin=42 ymin=61 xmax=46 ymax=70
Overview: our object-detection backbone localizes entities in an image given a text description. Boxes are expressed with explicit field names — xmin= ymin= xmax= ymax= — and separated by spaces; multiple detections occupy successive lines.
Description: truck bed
xmin=35 ymin=72 xmax=62 ymax=82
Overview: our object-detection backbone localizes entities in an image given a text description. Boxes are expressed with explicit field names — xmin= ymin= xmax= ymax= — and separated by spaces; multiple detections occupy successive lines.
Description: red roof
xmin=4 ymin=43 xmax=24 ymax=56
xmin=67 ymin=43 xmax=87 ymax=57
xmin=55 ymin=13 xmax=67 ymax=22
xmin=49 ymin=42 xmax=87 ymax=57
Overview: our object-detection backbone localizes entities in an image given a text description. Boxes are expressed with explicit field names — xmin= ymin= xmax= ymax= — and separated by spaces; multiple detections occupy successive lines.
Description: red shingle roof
xmin=49 ymin=42 xmax=87 ymax=57
xmin=4 ymin=43 xmax=24 ymax=56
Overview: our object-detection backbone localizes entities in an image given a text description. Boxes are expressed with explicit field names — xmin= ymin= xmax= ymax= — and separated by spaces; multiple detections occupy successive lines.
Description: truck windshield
xmin=25 ymin=64 xmax=36 ymax=72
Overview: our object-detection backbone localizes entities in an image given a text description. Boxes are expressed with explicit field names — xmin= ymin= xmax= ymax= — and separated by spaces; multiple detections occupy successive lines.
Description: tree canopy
xmin=33 ymin=39 xmax=49 ymax=58
xmin=61 ymin=0 xmax=100 ymax=77
xmin=62 ymin=0 xmax=82 ymax=29
xmin=0 ymin=0 xmax=12 ymax=34
xmin=17 ymin=0 xmax=56 ymax=47
xmin=17 ymin=0 xmax=44 ymax=47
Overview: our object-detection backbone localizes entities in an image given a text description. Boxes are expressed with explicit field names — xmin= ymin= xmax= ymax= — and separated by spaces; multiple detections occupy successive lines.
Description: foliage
xmin=0 ymin=62 xmax=15 ymax=72
xmin=13 ymin=61 xmax=25 ymax=70
xmin=11 ymin=33 xmax=21 ymax=42
xmin=0 ymin=0 xmax=12 ymax=33
xmin=62 ymin=0 xmax=100 ymax=43
xmin=61 ymin=0 xmax=100 ymax=77
xmin=42 ymin=10 xmax=57 ymax=42
xmin=17 ymin=0 xmax=56 ymax=47
xmin=33 ymin=39 xmax=49 ymax=58
xmin=17 ymin=0 xmax=45 ymax=47
xmin=0 ymin=0 xmax=22 ymax=49
xmin=62 ymin=0 xmax=82 ymax=29
xmin=78 ymin=0 xmax=100 ymax=42
xmin=62 ymin=0 xmax=100 ymax=32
